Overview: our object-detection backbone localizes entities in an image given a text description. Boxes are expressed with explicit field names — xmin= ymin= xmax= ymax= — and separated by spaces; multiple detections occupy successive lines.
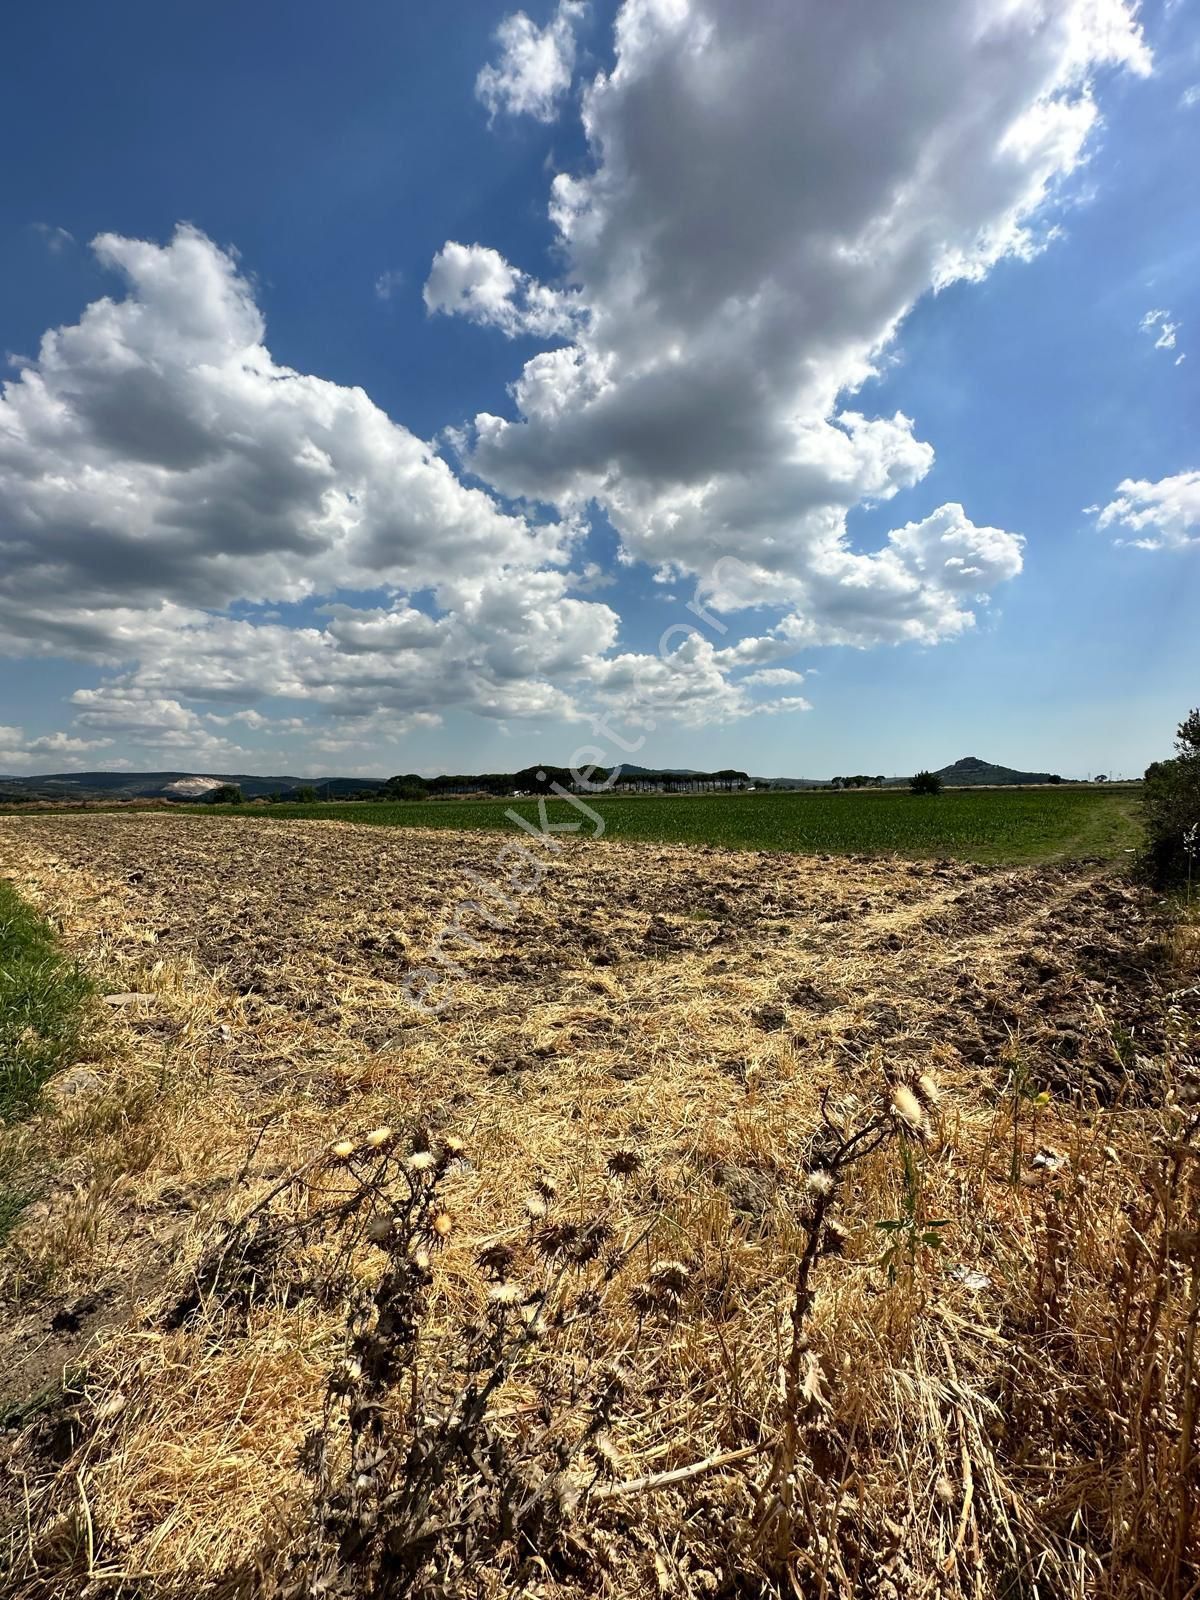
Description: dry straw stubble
xmin=0 ymin=812 xmax=1194 ymax=1598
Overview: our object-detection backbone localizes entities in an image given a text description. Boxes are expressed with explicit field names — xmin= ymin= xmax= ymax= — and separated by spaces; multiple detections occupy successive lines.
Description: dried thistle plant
xmin=280 ymin=1135 xmax=662 ymax=1599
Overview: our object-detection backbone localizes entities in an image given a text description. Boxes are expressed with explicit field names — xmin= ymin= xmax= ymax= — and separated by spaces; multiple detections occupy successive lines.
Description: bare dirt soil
xmin=0 ymin=813 xmax=1193 ymax=1599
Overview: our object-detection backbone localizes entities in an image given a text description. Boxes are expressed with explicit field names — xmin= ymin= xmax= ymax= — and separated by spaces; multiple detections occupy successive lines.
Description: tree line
xmin=207 ymin=766 xmax=755 ymax=805
xmin=380 ymin=766 xmax=753 ymax=798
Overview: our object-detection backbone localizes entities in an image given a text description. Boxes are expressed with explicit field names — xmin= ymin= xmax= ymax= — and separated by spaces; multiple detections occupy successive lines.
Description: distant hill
xmin=0 ymin=770 xmax=380 ymax=802
xmin=933 ymin=756 xmax=1059 ymax=787
xmin=752 ymin=775 xmax=828 ymax=789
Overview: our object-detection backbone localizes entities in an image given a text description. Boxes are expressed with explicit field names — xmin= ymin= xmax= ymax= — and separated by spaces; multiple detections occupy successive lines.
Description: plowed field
xmin=0 ymin=813 xmax=1193 ymax=1600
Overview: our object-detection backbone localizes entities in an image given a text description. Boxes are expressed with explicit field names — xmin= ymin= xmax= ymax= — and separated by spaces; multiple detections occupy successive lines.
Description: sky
xmin=0 ymin=0 xmax=1197 ymax=782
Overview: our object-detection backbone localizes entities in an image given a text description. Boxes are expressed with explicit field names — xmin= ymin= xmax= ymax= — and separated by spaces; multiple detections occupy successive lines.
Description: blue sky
xmin=0 ymin=0 xmax=1196 ymax=780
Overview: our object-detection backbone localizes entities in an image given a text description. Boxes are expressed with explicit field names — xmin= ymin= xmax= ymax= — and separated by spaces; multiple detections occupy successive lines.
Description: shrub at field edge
xmin=1140 ymin=707 xmax=1200 ymax=889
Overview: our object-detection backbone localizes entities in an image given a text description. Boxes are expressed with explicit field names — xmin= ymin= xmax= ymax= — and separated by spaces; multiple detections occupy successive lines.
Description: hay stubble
xmin=0 ymin=813 xmax=1193 ymax=1598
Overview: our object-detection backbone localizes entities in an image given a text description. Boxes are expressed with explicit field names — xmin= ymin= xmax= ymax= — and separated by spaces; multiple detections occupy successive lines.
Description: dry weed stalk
xmin=747 ymin=1083 xmax=927 ymax=1590
xmin=279 ymin=1130 xmax=656 ymax=1598
xmin=1098 ymin=1054 xmax=1200 ymax=1599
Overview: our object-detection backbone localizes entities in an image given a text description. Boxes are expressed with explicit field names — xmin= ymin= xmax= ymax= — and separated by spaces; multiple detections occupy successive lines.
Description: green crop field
xmin=186 ymin=784 xmax=1142 ymax=864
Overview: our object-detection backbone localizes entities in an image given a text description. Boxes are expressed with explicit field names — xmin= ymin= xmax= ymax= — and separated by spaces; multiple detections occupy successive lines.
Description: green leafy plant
xmin=1005 ymin=1048 xmax=1050 ymax=1183
xmin=875 ymin=1140 xmax=951 ymax=1282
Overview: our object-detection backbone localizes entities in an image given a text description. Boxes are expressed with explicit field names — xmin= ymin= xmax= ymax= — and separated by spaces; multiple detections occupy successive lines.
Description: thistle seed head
xmin=649 ymin=1258 xmax=691 ymax=1297
xmin=595 ymin=1360 xmax=631 ymax=1401
xmin=568 ymin=1219 xmax=613 ymax=1265
xmin=574 ymin=1286 xmax=602 ymax=1318
xmin=441 ymin=1134 xmax=466 ymax=1160
xmin=915 ymin=1073 xmax=941 ymax=1109
xmin=891 ymin=1083 xmax=926 ymax=1133
xmin=477 ymin=1240 xmax=516 ymax=1279
xmin=533 ymin=1220 xmax=580 ymax=1260
xmin=629 ymin=1283 xmax=659 ymax=1318
xmin=606 ymin=1149 xmax=643 ymax=1178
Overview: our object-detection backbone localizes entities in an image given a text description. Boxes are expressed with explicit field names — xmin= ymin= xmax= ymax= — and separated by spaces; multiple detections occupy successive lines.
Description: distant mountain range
xmin=0 ymin=770 xmax=380 ymax=802
xmin=0 ymin=754 xmax=1068 ymax=803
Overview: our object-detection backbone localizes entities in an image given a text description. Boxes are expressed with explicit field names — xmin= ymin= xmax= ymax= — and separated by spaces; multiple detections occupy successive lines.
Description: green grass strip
xmin=0 ymin=879 xmax=91 ymax=1123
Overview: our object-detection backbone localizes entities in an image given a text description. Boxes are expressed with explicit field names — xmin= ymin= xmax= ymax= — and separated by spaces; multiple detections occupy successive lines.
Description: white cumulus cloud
xmin=449 ymin=0 xmax=1148 ymax=646
xmin=0 ymin=725 xmax=113 ymax=770
xmin=476 ymin=1 xmax=585 ymax=123
xmin=424 ymin=241 xmax=579 ymax=338
xmin=0 ymin=225 xmax=572 ymax=663
xmin=0 ymin=228 xmax=620 ymax=714
xmin=1093 ymin=471 xmax=1200 ymax=550
xmin=0 ymin=227 xmax=671 ymax=759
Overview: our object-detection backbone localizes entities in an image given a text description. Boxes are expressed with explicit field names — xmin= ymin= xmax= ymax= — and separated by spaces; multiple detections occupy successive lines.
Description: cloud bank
xmin=1 ymin=1 xmax=1153 ymax=767
xmin=0 ymin=229 xmax=790 ymax=757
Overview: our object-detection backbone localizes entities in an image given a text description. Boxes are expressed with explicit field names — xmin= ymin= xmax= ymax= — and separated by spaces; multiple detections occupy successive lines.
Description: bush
xmin=206 ymin=784 xmax=242 ymax=805
xmin=909 ymin=770 xmax=943 ymax=795
xmin=1140 ymin=708 xmax=1200 ymax=888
